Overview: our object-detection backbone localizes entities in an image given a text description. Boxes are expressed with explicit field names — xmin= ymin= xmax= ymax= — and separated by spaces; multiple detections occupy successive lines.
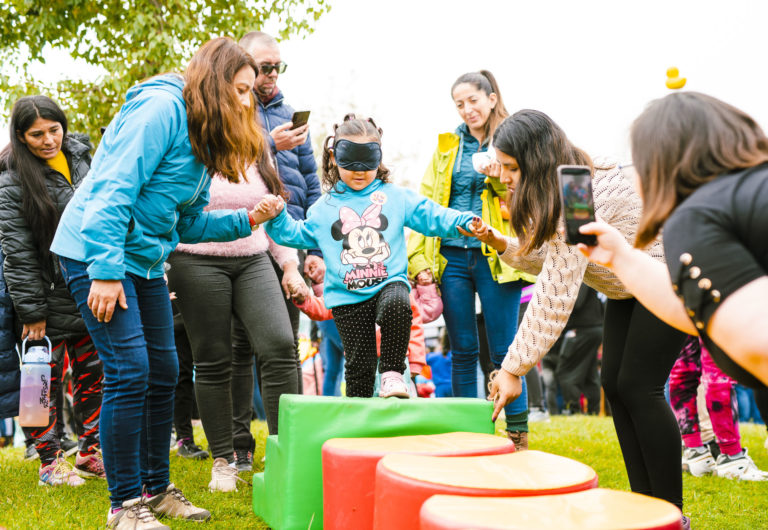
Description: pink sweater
xmin=175 ymin=166 xmax=298 ymax=268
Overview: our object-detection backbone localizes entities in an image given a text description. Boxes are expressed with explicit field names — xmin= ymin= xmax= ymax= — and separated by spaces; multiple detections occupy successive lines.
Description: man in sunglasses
xmin=238 ymin=30 xmax=324 ymax=387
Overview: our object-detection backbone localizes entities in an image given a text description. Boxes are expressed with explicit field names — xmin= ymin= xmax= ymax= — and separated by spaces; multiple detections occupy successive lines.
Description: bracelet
xmin=248 ymin=211 xmax=260 ymax=230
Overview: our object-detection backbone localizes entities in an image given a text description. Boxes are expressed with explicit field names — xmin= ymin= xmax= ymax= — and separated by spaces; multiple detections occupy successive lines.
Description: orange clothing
xmin=295 ymin=290 xmax=426 ymax=375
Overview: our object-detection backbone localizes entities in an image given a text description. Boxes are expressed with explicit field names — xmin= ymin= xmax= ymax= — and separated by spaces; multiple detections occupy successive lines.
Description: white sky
xmin=3 ymin=0 xmax=768 ymax=189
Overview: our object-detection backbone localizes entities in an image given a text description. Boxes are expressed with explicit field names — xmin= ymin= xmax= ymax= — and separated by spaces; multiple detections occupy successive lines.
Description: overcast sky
xmin=3 ymin=0 xmax=767 ymax=189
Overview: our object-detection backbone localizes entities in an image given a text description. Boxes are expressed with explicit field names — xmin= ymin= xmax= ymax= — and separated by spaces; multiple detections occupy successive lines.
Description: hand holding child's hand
xmin=458 ymin=217 xmax=506 ymax=253
xmin=291 ymin=281 xmax=310 ymax=305
xmin=250 ymin=194 xmax=285 ymax=225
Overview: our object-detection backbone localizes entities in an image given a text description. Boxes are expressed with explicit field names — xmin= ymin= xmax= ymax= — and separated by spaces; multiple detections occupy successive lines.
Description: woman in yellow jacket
xmin=407 ymin=70 xmax=535 ymax=449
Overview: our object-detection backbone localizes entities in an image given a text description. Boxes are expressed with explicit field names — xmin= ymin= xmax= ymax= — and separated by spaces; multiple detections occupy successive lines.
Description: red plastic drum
xmin=373 ymin=450 xmax=599 ymax=530
xmin=420 ymin=489 xmax=683 ymax=530
xmin=322 ymin=432 xmax=515 ymax=530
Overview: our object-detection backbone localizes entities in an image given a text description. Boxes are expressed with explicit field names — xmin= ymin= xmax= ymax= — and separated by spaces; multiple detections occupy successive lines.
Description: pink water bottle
xmin=18 ymin=337 xmax=53 ymax=427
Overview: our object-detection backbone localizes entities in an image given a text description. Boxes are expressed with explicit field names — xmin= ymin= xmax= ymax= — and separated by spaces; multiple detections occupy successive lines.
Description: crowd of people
xmin=0 ymin=29 xmax=766 ymax=530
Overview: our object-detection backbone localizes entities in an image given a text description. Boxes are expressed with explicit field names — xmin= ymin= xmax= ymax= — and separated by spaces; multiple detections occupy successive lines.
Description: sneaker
xmin=682 ymin=515 xmax=692 ymax=530
xmin=176 ymin=438 xmax=209 ymax=460
xmin=528 ymin=407 xmax=551 ymax=423
xmin=24 ymin=444 xmax=39 ymax=461
xmin=234 ymin=448 xmax=253 ymax=473
xmin=59 ymin=435 xmax=78 ymax=457
xmin=143 ymin=483 xmax=211 ymax=521
xmin=107 ymin=498 xmax=170 ymax=529
xmin=682 ymin=446 xmax=715 ymax=477
xmin=714 ymin=449 xmax=768 ymax=481
xmin=379 ymin=371 xmax=410 ymax=398
xmin=76 ymin=450 xmax=106 ymax=478
xmin=38 ymin=453 xmax=86 ymax=487
xmin=208 ymin=457 xmax=240 ymax=492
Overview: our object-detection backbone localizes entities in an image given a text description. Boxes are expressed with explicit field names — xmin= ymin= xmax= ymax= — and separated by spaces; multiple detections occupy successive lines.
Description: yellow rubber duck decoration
xmin=665 ymin=67 xmax=686 ymax=90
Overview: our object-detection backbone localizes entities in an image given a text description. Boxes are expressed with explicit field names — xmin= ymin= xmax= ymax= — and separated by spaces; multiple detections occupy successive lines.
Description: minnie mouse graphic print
xmin=264 ymin=178 xmax=475 ymax=308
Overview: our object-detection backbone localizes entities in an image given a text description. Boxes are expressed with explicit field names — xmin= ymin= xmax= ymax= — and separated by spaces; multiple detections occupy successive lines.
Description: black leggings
xmin=332 ymin=282 xmax=412 ymax=397
xmin=602 ymin=298 xmax=687 ymax=510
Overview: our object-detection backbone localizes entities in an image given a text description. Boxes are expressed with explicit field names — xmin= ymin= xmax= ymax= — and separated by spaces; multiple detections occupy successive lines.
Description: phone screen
xmin=290 ymin=110 xmax=310 ymax=130
xmin=558 ymin=165 xmax=597 ymax=246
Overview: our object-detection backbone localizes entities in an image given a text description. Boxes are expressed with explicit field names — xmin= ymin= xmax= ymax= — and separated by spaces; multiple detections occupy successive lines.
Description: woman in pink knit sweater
xmin=167 ymin=162 xmax=302 ymax=492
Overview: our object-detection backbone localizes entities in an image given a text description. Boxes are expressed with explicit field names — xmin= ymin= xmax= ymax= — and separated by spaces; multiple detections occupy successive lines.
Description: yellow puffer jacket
xmin=407 ymin=132 xmax=536 ymax=284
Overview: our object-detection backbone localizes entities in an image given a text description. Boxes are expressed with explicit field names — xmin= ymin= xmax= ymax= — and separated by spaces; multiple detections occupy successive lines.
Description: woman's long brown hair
xmin=632 ymin=91 xmax=768 ymax=248
xmin=183 ymin=37 xmax=283 ymax=195
xmin=492 ymin=110 xmax=592 ymax=255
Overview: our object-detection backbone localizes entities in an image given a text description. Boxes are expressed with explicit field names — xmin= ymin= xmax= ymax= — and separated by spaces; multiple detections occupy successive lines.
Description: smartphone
xmin=557 ymin=165 xmax=597 ymax=246
xmin=290 ymin=110 xmax=310 ymax=130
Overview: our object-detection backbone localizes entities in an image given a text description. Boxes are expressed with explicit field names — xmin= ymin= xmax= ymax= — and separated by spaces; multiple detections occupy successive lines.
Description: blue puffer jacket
xmin=0 ymin=247 xmax=20 ymax=419
xmin=52 ymin=74 xmax=252 ymax=280
xmin=257 ymin=91 xmax=322 ymax=255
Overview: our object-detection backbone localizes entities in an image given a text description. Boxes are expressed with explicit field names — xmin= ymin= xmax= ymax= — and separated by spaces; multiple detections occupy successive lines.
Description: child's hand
xmin=415 ymin=269 xmax=433 ymax=286
xmin=251 ymin=194 xmax=285 ymax=224
xmin=291 ymin=281 xmax=310 ymax=305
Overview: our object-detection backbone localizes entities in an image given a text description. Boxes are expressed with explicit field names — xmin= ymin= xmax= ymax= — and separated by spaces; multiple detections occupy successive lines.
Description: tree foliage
xmin=0 ymin=0 xmax=330 ymax=142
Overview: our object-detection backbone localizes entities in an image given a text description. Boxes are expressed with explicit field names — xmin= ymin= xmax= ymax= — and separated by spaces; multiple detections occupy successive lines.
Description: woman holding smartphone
xmin=467 ymin=110 xmax=689 ymax=525
xmin=51 ymin=37 xmax=271 ymax=528
xmin=407 ymin=71 xmax=535 ymax=449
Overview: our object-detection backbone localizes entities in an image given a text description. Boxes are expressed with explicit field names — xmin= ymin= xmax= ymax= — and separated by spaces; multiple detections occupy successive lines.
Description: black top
xmin=663 ymin=163 xmax=768 ymax=388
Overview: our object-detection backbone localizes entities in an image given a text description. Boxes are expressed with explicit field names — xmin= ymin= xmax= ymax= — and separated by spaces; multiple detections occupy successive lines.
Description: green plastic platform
xmin=252 ymin=394 xmax=494 ymax=530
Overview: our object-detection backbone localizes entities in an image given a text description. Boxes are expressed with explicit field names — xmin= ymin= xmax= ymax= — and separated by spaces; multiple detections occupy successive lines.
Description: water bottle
xmin=18 ymin=337 xmax=53 ymax=427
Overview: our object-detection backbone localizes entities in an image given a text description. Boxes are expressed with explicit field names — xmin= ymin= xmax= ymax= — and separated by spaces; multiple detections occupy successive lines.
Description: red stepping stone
xmin=420 ymin=489 xmax=683 ymax=529
xmin=323 ymin=432 xmax=515 ymax=530
xmin=374 ymin=450 xmax=599 ymax=530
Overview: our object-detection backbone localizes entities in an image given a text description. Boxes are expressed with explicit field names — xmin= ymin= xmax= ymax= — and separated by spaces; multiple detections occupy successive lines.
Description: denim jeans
xmin=59 ymin=257 xmax=177 ymax=508
xmin=439 ymin=247 xmax=528 ymax=431
xmin=317 ymin=320 xmax=344 ymax=396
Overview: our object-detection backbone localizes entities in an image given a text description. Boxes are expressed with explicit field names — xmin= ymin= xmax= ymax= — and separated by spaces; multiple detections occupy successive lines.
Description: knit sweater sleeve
xmin=497 ymin=236 xmax=548 ymax=276
xmin=501 ymin=235 xmax=588 ymax=376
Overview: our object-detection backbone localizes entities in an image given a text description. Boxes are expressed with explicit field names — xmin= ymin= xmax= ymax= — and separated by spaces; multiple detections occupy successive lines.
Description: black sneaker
xmin=176 ymin=439 xmax=209 ymax=460
xmin=234 ymin=448 xmax=253 ymax=473
xmin=59 ymin=435 xmax=78 ymax=457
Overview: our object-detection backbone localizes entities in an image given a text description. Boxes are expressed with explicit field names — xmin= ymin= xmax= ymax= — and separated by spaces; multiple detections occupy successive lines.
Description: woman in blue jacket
xmin=51 ymin=37 xmax=270 ymax=529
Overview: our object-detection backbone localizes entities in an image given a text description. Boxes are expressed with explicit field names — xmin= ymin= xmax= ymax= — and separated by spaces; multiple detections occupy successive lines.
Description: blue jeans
xmin=59 ymin=257 xmax=177 ymax=508
xmin=317 ymin=320 xmax=344 ymax=397
xmin=439 ymin=247 xmax=528 ymax=431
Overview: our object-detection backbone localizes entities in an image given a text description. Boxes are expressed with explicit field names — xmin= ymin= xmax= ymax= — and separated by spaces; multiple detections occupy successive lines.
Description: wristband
xmin=248 ymin=211 xmax=260 ymax=230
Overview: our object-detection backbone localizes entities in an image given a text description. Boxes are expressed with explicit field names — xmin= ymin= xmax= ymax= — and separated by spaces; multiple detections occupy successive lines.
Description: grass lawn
xmin=1 ymin=415 xmax=767 ymax=529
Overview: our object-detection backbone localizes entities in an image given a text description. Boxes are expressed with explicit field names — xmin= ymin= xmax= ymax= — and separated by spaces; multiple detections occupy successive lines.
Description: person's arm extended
xmin=578 ymin=221 xmax=696 ymax=335
xmin=263 ymin=203 xmax=319 ymax=250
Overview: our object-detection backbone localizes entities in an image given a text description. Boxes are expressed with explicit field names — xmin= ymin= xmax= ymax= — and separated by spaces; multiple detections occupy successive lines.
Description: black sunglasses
xmin=257 ymin=62 xmax=288 ymax=75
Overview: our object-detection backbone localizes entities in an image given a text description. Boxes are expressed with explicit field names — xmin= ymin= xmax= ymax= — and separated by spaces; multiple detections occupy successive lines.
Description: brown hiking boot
xmin=506 ymin=430 xmax=528 ymax=451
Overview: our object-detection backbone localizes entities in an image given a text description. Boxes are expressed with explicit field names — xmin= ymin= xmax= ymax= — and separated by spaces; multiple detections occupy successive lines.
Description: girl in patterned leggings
xmin=670 ymin=336 xmax=768 ymax=481
xmin=256 ymin=115 xmax=478 ymax=398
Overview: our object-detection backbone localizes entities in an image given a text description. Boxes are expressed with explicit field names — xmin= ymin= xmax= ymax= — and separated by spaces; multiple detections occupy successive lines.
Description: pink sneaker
xmin=39 ymin=453 xmax=86 ymax=487
xmin=379 ymin=371 xmax=410 ymax=398
xmin=76 ymin=450 xmax=106 ymax=478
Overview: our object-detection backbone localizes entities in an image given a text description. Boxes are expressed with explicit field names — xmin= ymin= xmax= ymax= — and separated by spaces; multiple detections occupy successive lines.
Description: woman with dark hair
xmin=467 ymin=110 xmax=689 ymax=524
xmin=0 ymin=95 xmax=104 ymax=487
xmin=580 ymin=91 xmax=768 ymax=388
xmin=407 ymin=71 xmax=535 ymax=449
xmin=51 ymin=37 xmax=273 ymax=529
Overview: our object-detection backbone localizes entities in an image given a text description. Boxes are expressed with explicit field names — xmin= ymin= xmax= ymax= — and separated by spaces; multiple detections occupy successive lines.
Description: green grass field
xmin=1 ymin=416 xmax=767 ymax=529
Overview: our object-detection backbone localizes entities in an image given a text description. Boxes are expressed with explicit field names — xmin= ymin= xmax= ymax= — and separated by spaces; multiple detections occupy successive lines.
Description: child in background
xmin=671 ymin=336 xmax=768 ymax=480
xmin=254 ymin=114 xmax=477 ymax=398
xmin=427 ymin=330 xmax=453 ymax=398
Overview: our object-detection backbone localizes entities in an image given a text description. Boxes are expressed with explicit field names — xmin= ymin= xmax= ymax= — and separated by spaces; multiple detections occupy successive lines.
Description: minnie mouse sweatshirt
xmin=265 ymin=179 xmax=474 ymax=308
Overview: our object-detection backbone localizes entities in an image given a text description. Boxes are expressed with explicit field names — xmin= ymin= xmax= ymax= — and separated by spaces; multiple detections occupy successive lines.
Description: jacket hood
xmin=125 ymin=74 xmax=185 ymax=105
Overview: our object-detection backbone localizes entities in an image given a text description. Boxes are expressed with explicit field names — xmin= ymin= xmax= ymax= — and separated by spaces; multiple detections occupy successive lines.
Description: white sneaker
xmin=715 ymin=449 xmax=768 ymax=481
xmin=106 ymin=498 xmax=170 ymax=529
xmin=208 ymin=457 xmax=240 ymax=492
xmin=379 ymin=371 xmax=410 ymax=398
xmin=143 ymin=483 xmax=211 ymax=521
xmin=682 ymin=446 xmax=715 ymax=477
xmin=528 ymin=408 xmax=551 ymax=423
